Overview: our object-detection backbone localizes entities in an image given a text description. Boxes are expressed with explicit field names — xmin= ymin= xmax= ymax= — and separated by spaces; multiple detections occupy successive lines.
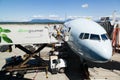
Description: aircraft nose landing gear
xmin=80 ymin=60 xmax=90 ymax=79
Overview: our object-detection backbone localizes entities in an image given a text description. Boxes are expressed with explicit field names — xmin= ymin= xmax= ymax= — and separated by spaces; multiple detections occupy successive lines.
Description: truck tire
xmin=59 ymin=68 xmax=65 ymax=73
xmin=16 ymin=71 xmax=26 ymax=79
xmin=51 ymin=68 xmax=58 ymax=74
xmin=16 ymin=73 xmax=24 ymax=79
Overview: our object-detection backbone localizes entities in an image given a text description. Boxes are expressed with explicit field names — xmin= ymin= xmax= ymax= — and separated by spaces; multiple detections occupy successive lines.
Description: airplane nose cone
xmin=94 ymin=41 xmax=112 ymax=62
xmin=88 ymin=40 xmax=113 ymax=63
xmin=99 ymin=47 xmax=112 ymax=61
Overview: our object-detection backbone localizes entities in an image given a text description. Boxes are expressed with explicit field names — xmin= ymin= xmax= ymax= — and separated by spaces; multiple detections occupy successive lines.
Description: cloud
xmin=32 ymin=15 xmax=44 ymax=18
xmin=48 ymin=15 xmax=59 ymax=18
xmin=81 ymin=3 xmax=88 ymax=8
xmin=68 ymin=16 xmax=81 ymax=19
xmin=31 ymin=14 xmax=64 ymax=20
xmin=32 ymin=14 xmax=59 ymax=19
xmin=48 ymin=15 xmax=65 ymax=20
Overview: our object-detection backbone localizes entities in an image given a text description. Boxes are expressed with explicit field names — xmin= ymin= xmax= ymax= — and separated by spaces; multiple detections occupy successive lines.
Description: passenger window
xmin=101 ymin=34 xmax=108 ymax=40
xmin=83 ymin=33 xmax=89 ymax=39
xmin=79 ymin=33 xmax=84 ymax=39
xmin=90 ymin=34 xmax=100 ymax=40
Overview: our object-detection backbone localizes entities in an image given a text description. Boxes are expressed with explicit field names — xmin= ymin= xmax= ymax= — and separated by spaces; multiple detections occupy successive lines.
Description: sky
xmin=0 ymin=0 xmax=120 ymax=21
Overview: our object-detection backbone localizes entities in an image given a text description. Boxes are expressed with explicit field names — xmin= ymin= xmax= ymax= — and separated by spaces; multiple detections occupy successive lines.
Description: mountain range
xmin=30 ymin=19 xmax=64 ymax=23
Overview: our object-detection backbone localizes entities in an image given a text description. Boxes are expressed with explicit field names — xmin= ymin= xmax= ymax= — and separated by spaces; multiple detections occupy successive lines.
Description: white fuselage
xmin=64 ymin=18 xmax=112 ymax=63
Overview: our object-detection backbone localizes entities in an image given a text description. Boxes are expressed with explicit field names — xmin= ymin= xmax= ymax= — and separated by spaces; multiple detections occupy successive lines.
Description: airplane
xmin=0 ymin=18 xmax=113 ymax=78
xmin=0 ymin=18 xmax=113 ymax=64
xmin=62 ymin=18 xmax=113 ymax=63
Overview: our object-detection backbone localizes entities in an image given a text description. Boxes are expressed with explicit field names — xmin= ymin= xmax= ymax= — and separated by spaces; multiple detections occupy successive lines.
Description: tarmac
xmin=0 ymin=46 xmax=120 ymax=80
xmin=88 ymin=53 xmax=120 ymax=80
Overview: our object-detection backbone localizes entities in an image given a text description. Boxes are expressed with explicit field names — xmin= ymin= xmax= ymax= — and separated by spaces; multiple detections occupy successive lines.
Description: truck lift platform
xmin=1 ymin=44 xmax=49 ymax=78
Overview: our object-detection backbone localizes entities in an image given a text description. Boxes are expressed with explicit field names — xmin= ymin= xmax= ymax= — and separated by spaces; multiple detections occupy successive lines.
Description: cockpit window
xmin=79 ymin=33 xmax=84 ymax=39
xmin=80 ymin=33 xmax=101 ymax=40
xmin=90 ymin=34 xmax=100 ymax=40
xmin=101 ymin=34 xmax=108 ymax=40
xmin=83 ymin=33 xmax=89 ymax=39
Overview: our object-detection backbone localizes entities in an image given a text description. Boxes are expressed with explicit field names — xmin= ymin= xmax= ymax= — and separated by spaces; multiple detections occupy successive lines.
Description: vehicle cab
xmin=49 ymin=51 xmax=67 ymax=74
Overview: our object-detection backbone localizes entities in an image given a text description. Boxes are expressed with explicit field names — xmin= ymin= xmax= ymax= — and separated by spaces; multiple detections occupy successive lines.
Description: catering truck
xmin=0 ymin=24 xmax=67 ymax=78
